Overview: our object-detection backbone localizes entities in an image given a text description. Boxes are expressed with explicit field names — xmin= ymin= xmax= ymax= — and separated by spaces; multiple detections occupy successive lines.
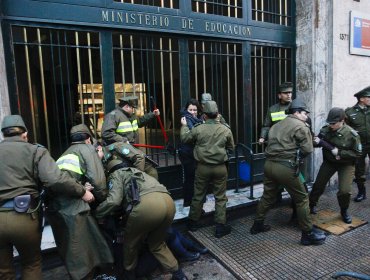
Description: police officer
xmin=200 ymin=93 xmax=227 ymax=125
xmin=181 ymin=101 xmax=235 ymax=238
xmin=250 ymin=100 xmax=326 ymax=246
xmin=95 ymin=160 xmax=188 ymax=280
xmin=345 ymin=86 xmax=370 ymax=202
xmin=258 ymin=82 xmax=293 ymax=144
xmin=0 ymin=115 xmax=93 ymax=280
xmin=101 ymin=95 xmax=160 ymax=145
xmin=47 ymin=124 xmax=113 ymax=280
xmin=309 ymin=108 xmax=362 ymax=224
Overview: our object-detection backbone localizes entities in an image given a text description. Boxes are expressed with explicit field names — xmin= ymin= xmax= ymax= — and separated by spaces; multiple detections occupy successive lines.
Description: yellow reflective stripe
xmin=116 ymin=121 xmax=134 ymax=133
xmin=132 ymin=119 xmax=138 ymax=131
xmin=116 ymin=120 xmax=138 ymax=133
xmin=271 ymin=111 xmax=287 ymax=122
xmin=56 ymin=154 xmax=83 ymax=175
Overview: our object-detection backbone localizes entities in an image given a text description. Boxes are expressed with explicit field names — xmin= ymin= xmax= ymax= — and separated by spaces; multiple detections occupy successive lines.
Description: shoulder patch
xmin=351 ymin=130 xmax=359 ymax=137
xmin=122 ymin=148 xmax=130 ymax=155
xmin=108 ymin=144 xmax=115 ymax=151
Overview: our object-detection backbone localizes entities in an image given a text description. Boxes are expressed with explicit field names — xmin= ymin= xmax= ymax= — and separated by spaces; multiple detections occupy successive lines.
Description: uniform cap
xmin=201 ymin=93 xmax=212 ymax=104
xmin=118 ymin=96 xmax=138 ymax=108
xmin=354 ymin=86 xmax=370 ymax=98
xmin=326 ymin=107 xmax=345 ymax=124
xmin=203 ymin=101 xmax=218 ymax=114
xmin=1 ymin=115 xmax=27 ymax=132
xmin=70 ymin=124 xmax=92 ymax=138
xmin=287 ymin=99 xmax=310 ymax=113
xmin=106 ymin=159 xmax=124 ymax=173
xmin=279 ymin=82 xmax=293 ymax=93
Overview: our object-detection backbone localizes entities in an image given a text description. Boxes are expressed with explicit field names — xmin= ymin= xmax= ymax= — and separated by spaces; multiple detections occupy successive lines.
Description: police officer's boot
xmin=215 ymin=223 xmax=231 ymax=238
xmin=300 ymin=227 xmax=326 ymax=246
xmin=309 ymin=204 xmax=318 ymax=215
xmin=172 ymin=268 xmax=188 ymax=280
xmin=354 ymin=183 xmax=366 ymax=202
xmin=250 ymin=220 xmax=271 ymax=235
xmin=340 ymin=208 xmax=352 ymax=224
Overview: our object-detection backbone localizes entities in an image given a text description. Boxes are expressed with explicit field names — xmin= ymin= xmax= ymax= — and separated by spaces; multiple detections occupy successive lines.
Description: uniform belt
xmin=197 ymin=161 xmax=226 ymax=166
xmin=1 ymin=200 xmax=14 ymax=208
xmin=267 ymin=159 xmax=297 ymax=169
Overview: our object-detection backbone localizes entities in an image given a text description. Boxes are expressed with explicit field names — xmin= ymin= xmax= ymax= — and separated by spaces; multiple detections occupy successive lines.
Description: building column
xmin=0 ymin=25 xmax=11 ymax=141
xmin=295 ymin=0 xmax=333 ymax=180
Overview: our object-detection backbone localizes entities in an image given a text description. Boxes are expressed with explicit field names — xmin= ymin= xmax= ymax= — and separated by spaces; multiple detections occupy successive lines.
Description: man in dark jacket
xmin=47 ymin=124 xmax=113 ymax=280
xmin=310 ymin=108 xmax=362 ymax=223
xmin=345 ymin=86 xmax=370 ymax=202
xmin=0 ymin=115 xmax=93 ymax=280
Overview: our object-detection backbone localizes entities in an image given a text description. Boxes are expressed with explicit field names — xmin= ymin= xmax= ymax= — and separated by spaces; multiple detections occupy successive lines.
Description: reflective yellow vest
xmin=56 ymin=154 xmax=83 ymax=175
xmin=116 ymin=119 xmax=138 ymax=133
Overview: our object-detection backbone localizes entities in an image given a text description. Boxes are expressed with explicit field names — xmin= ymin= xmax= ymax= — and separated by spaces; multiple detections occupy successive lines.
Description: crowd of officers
xmin=0 ymin=83 xmax=369 ymax=279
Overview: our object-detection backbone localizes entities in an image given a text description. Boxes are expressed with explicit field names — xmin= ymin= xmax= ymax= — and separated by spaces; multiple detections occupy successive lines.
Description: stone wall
xmin=0 ymin=26 xmax=10 ymax=141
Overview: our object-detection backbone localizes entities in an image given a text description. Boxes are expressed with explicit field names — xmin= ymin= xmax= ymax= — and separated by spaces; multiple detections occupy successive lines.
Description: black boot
xmin=354 ymin=184 xmax=366 ymax=202
xmin=172 ymin=268 xmax=188 ymax=280
xmin=215 ymin=223 xmax=231 ymax=238
xmin=300 ymin=227 xmax=326 ymax=246
xmin=250 ymin=221 xmax=271 ymax=235
xmin=186 ymin=220 xmax=203 ymax=232
xmin=341 ymin=208 xmax=352 ymax=224
xmin=178 ymin=252 xmax=200 ymax=262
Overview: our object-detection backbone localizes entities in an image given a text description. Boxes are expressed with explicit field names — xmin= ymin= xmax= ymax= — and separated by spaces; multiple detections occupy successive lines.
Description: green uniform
xmin=47 ymin=142 xmax=113 ymax=280
xmin=101 ymin=106 xmax=155 ymax=145
xmin=0 ymin=136 xmax=86 ymax=280
xmin=259 ymin=102 xmax=291 ymax=140
xmin=95 ymin=167 xmax=178 ymax=272
xmin=309 ymin=124 xmax=362 ymax=209
xmin=255 ymin=115 xmax=313 ymax=232
xmin=180 ymin=119 xmax=234 ymax=224
xmin=345 ymin=104 xmax=370 ymax=185
xmin=104 ymin=142 xmax=158 ymax=179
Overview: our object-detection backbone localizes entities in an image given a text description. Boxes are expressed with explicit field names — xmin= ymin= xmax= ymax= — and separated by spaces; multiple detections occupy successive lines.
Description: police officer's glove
xmin=331 ymin=147 xmax=339 ymax=156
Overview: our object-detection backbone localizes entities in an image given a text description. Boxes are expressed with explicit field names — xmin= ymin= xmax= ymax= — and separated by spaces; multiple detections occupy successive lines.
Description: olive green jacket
xmin=55 ymin=142 xmax=108 ymax=203
xmin=318 ymin=124 xmax=362 ymax=164
xmin=94 ymin=167 xmax=168 ymax=219
xmin=0 ymin=136 xmax=85 ymax=203
xmin=265 ymin=115 xmax=313 ymax=161
xmin=101 ymin=106 xmax=155 ymax=144
xmin=180 ymin=119 xmax=234 ymax=164
xmin=260 ymin=102 xmax=291 ymax=140
xmin=345 ymin=104 xmax=370 ymax=146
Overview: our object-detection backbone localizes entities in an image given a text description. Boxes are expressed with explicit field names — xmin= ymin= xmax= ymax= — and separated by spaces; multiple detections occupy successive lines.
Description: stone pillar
xmin=0 ymin=25 xmax=11 ymax=141
xmin=295 ymin=0 xmax=333 ymax=181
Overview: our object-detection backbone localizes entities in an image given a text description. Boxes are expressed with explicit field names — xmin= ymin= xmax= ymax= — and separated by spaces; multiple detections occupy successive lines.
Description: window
xmin=251 ymin=0 xmax=292 ymax=26
xmin=114 ymin=0 xmax=179 ymax=9
xmin=251 ymin=44 xmax=293 ymax=153
xmin=192 ymin=0 xmax=243 ymax=18
xmin=11 ymin=26 xmax=102 ymax=157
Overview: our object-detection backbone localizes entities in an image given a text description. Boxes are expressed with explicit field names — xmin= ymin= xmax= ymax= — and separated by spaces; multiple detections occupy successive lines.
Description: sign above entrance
xmin=101 ymin=10 xmax=251 ymax=39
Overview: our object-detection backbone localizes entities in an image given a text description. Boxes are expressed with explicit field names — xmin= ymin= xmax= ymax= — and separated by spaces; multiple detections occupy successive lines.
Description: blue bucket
xmin=238 ymin=161 xmax=251 ymax=182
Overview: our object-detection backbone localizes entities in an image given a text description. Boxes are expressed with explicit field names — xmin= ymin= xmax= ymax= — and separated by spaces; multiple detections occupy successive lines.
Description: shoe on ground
xmin=186 ymin=220 xmax=203 ymax=232
xmin=179 ymin=252 xmax=200 ymax=262
xmin=300 ymin=228 xmax=326 ymax=246
xmin=250 ymin=221 xmax=271 ymax=235
xmin=172 ymin=268 xmax=188 ymax=280
xmin=215 ymin=223 xmax=231 ymax=238
xmin=341 ymin=209 xmax=352 ymax=224
xmin=354 ymin=193 xmax=366 ymax=202
xmin=310 ymin=206 xmax=318 ymax=214
xmin=189 ymin=243 xmax=208 ymax=254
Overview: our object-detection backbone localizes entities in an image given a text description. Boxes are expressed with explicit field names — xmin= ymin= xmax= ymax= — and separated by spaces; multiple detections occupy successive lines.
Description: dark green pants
xmin=189 ymin=163 xmax=228 ymax=224
xmin=309 ymin=161 xmax=354 ymax=209
xmin=0 ymin=211 xmax=41 ymax=280
xmin=124 ymin=192 xmax=178 ymax=272
xmin=255 ymin=160 xmax=312 ymax=232
xmin=354 ymin=146 xmax=370 ymax=184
